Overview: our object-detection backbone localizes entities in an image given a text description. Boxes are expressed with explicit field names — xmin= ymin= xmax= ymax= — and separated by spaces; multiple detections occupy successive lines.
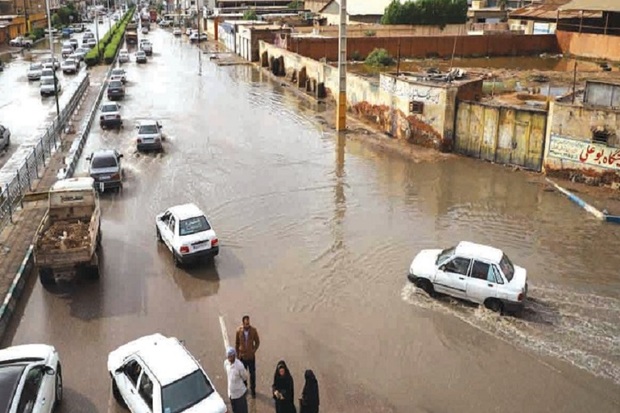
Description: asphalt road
xmin=0 ymin=19 xmax=114 ymax=168
xmin=4 ymin=25 xmax=620 ymax=413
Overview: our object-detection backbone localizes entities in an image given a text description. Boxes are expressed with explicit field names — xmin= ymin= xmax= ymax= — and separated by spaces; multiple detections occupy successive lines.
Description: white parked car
xmin=156 ymin=203 xmax=219 ymax=266
xmin=99 ymin=101 xmax=123 ymax=129
xmin=185 ymin=28 xmax=192 ymax=36
xmin=9 ymin=36 xmax=33 ymax=47
xmin=0 ymin=123 xmax=10 ymax=150
xmin=41 ymin=57 xmax=60 ymax=71
xmin=119 ymin=49 xmax=130 ymax=63
xmin=61 ymin=46 xmax=74 ymax=58
xmin=27 ymin=62 xmax=44 ymax=80
xmin=108 ymin=334 xmax=227 ymax=413
xmin=408 ymin=241 xmax=528 ymax=314
xmin=173 ymin=27 xmax=182 ymax=36
xmin=0 ymin=344 xmax=63 ymax=413
xmin=61 ymin=58 xmax=78 ymax=74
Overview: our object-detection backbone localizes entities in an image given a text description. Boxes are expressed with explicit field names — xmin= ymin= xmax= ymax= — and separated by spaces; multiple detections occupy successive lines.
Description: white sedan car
xmin=108 ymin=334 xmax=227 ymax=413
xmin=156 ymin=203 xmax=219 ymax=266
xmin=408 ymin=241 xmax=528 ymax=314
xmin=118 ymin=49 xmax=130 ymax=63
xmin=0 ymin=344 xmax=63 ymax=413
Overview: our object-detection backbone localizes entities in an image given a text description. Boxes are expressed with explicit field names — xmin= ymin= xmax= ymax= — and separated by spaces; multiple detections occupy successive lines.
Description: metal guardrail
xmin=0 ymin=73 xmax=90 ymax=231
xmin=60 ymin=46 xmax=122 ymax=180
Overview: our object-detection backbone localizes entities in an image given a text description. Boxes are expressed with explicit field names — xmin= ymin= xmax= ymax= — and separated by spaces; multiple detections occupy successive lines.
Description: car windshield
xmin=64 ymin=60 xmax=75 ymax=65
xmin=112 ymin=69 xmax=124 ymax=75
xmin=30 ymin=63 xmax=42 ymax=70
xmin=499 ymin=254 xmax=515 ymax=282
xmin=92 ymin=155 xmax=117 ymax=168
xmin=101 ymin=104 xmax=117 ymax=113
xmin=435 ymin=246 xmax=455 ymax=265
xmin=179 ymin=216 xmax=211 ymax=236
xmin=161 ymin=369 xmax=214 ymax=413
xmin=109 ymin=81 xmax=122 ymax=88
xmin=139 ymin=124 xmax=158 ymax=134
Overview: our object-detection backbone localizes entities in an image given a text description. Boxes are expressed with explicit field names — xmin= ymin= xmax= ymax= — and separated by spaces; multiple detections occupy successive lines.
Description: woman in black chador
xmin=299 ymin=370 xmax=319 ymax=413
xmin=272 ymin=360 xmax=296 ymax=413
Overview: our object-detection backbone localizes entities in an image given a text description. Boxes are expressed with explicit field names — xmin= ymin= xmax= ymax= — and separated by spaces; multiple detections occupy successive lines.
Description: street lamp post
xmin=45 ymin=0 xmax=60 ymax=118
xmin=93 ymin=0 xmax=101 ymax=60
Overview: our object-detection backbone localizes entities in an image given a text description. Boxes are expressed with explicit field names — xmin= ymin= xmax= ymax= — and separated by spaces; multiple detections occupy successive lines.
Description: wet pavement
xmin=4 ymin=27 xmax=620 ymax=413
xmin=0 ymin=20 xmax=113 ymax=168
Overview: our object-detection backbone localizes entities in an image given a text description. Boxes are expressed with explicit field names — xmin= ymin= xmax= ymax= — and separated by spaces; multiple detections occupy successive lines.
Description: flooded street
xmin=0 ymin=20 xmax=112 ymax=167
xmin=4 ymin=27 xmax=620 ymax=413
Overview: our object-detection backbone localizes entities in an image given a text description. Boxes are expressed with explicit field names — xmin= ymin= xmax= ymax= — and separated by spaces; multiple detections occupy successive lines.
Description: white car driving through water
xmin=408 ymin=241 xmax=528 ymax=314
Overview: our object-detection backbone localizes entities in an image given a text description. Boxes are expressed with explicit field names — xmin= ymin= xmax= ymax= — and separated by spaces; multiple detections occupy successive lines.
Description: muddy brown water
xmin=4 ymin=29 xmax=620 ymax=412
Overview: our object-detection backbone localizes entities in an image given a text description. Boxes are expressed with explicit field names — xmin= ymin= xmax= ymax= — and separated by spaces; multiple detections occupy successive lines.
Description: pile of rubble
xmin=37 ymin=220 xmax=90 ymax=250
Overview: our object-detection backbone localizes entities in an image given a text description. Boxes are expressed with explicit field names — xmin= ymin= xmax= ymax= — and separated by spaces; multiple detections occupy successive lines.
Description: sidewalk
xmin=0 ymin=65 xmax=108 ymax=339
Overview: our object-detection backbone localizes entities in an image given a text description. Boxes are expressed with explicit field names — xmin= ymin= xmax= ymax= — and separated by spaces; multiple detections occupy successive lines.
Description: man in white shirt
xmin=224 ymin=347 xmax=249 ymax=413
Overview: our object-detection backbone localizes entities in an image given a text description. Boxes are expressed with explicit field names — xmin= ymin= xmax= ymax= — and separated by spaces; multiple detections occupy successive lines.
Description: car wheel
xmin=54 ymin=363 xmax=63 ymax=410
xmin=416 ymin=278 xmax=435 ymax=298
xmin=484 ymin=298 xmax=503 ymax=314
xmin=172 ymin=252 xmax=181 ymax=268
xmin=39 ymin=268 xmax=55 ymax=286
xmin=112 ymin=378 xmax=127 ymax=408
xmin=156 ymin=227 xmax=162 ymax=242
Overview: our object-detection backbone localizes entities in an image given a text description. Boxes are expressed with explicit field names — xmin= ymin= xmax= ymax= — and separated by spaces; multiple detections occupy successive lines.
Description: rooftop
xmin=510 ymin=0 xmax=601 ymax=20
xmin=561 ymin=0 xmax=620 ymax=12
xmin=384 ymin=70 xmax=480 ymax=88
xmin=168 ymin=203 xmax=205 ymax=220
xmin=455 ymin=241 xmax=504 ymax=263
xmin=135 ymin=336 xmax=200 ymax=386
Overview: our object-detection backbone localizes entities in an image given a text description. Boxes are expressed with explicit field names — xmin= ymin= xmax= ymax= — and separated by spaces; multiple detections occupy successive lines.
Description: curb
xmin=0 ymin=245 xmax=34 ymax=341
xmin=545 ymin=177 xmax=615 ymax=222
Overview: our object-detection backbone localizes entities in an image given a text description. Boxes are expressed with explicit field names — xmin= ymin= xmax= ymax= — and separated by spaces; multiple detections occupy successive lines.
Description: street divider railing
xmin=0 ymin=72 xmax=90 ymax=232
xmin=60 ymin=42 xmax=124 ymax=180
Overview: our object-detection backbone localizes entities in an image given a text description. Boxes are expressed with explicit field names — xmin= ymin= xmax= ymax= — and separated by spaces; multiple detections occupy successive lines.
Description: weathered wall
xmin=584 ymin=81 xmax=620 ymax=108
xmin=455 ymin=102 xmax=548 ymax=171
xmin=306 ymin=0 xmax=330 ymax=13
xmin=259 ymin=41 xmax=479 ymax=150
xmin=543 ymin=101 xmax=620 ymax=185
xmin=556 ymin=31 xmax=620 ymax=62
xmin=286 ymin=34 xmax=560 ymax=61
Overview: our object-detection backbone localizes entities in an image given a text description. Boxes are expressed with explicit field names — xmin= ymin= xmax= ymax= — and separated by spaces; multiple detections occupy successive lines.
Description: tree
xmin=365 ymin=48 xmax=395 ymax=67
xmin=288 ymin=0 xmax=302 ymax=9
xmin=381 ymin=0 xmax=468 ymax=26
xmin=243 ymin=8 xmax=258 ymax=20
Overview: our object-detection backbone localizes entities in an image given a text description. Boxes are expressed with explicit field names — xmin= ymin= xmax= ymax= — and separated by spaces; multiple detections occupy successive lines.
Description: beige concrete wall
xmin=295 ymin=23 xmax=467 ymax=37
xmin=543 ymin=101 xmax=620 ymax=183
xmin=557 ymin=31 xmax=620 ymax=62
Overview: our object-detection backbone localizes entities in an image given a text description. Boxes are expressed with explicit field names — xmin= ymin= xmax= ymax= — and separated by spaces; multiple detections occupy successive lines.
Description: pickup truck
xmin=9 ymin=36 xmax=33 ymax=48
xmin=126 ymin=23 xmax=138 ymax=44
xmin=33 ymin=177 xmax=102 ymax=285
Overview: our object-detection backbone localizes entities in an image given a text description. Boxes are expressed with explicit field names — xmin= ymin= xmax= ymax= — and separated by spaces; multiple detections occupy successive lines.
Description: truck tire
xmin=39 ymin=268 xmax=55 ymax=286
xmin=88 ymin=252 xmax=100 ymax=279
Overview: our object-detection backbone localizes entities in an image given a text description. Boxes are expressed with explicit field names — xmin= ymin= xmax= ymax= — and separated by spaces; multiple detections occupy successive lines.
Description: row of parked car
xmin=0 ymin=333 xmax=228 ymax=413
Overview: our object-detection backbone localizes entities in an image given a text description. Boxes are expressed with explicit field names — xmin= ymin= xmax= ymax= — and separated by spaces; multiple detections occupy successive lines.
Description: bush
xmin=243 ymin=9 xmax=258 ymax=20
xmin=365 ymin=48 xmax=395 ymax=67
xmin=85 ymin=7 xmax=136 ymax=67
xmin=28 ymin=28 xmax=45 ymax=41
xmin=351 ymin=50 xmax=363 ymax=61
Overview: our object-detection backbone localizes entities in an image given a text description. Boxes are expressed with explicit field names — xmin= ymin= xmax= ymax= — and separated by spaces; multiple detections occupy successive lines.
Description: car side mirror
xmin=44 ymin=366 xmax=56 ymax=375
xmin=135 ymin=125 xmax=140 ymax=129
xmin=115 ymin=366 xmax=124 ymax=375
xmin=438 ymin=265 xmax=446 ymax=271
xmin=118 ymin=154 xmax=123 ymax=158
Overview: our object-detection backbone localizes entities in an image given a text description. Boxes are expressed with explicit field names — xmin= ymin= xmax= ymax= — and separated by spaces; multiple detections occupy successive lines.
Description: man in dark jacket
xmin=235 ymin=315 xmax=260 ymax=398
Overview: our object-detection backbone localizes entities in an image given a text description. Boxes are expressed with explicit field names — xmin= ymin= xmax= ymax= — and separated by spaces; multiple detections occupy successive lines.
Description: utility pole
xmin=45 ymin=0 xmax=60 ymax=117
xmin=93 ymin=0 xmax=101 ymax=60
xmin=336 ymin=0 xmax=346 ymax=131
xmin=197 ymin=0 xmax=202 ymax=75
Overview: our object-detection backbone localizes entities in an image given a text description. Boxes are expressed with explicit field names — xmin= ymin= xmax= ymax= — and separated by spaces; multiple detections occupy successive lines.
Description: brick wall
xmin=286 ymin=34 xmax=560 ymax=61
xmin=556 ymin=31 xmax=620 ymax=62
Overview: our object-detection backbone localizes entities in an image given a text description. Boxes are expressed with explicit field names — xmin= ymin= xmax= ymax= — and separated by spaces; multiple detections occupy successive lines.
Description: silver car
xmin=27 ymin=62 xmax=43 ymax=81
xmin=0 ymin=124 xmax=10 ymax=150
xmin=87 ymin=149 xmax=124 ymax=192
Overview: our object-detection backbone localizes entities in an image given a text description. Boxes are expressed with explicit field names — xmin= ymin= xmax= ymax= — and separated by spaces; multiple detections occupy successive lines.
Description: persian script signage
xmin=548 ymin=134 xmax=620 ymax=171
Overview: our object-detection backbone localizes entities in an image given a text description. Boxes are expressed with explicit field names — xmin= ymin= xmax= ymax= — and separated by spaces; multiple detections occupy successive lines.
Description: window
xmin=124 ymin=360 xmax=142 ymax=386
xmin=471 ymin=261 xmax=490 ymax=280
xmin=591 ymin=126 xmax=613 ymax=145
xmin=92 ymin=155 xmax=118 ymax=169
xmin=17 ymin=366 xmax=44 ymax=413
xmin=161 ymin=370 xmax=214 ymax=413
xmin=179 ymin=216 xmax=211 ymax=236
xmin=168 ymin=216 xmax=176 ymax=233
xmin=491 ymin=265 xmax=504 ymax=284
xmin=409 ymin=101 xmax=424 ymax=114
xmin=499 ymin=254 xmax=515 ymax=282
xmin=139 ymin=124 xmax=159 ymax=134
xmin=138 ymin=372 xmax=154 ymax=411
xmin=443 ymin=257 xmax=471 ymax=275
xmin=435 ymin=247 xmax=455 ymax=265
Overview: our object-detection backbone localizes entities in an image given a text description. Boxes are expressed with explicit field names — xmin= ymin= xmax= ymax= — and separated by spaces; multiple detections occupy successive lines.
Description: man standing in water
xmin=225 ymin=347 xmax=249 ymax=413
xmin=235 ymin=315 xmax=260 ymax=398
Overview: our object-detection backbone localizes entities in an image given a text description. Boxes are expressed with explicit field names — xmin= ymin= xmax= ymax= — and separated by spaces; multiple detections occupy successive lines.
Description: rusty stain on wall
xmin=455 ymin=101 xmax=548 ymax=171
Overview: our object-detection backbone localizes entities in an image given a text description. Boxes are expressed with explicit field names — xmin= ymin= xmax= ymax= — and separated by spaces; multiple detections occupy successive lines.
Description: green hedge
xmin=85 ymin=7 xmax=136 ymax=67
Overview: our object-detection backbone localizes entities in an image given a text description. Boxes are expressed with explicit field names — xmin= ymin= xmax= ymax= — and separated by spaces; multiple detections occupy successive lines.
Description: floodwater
xmin=4 ymin=27 xmax=620 ymax=413
xmin=0 ymin=20 xmax=112 ymax=167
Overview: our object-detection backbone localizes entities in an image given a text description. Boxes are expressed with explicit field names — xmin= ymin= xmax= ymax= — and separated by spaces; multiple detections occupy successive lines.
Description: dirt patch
xmin=38 ymin=220 xmax=90 ymax=250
